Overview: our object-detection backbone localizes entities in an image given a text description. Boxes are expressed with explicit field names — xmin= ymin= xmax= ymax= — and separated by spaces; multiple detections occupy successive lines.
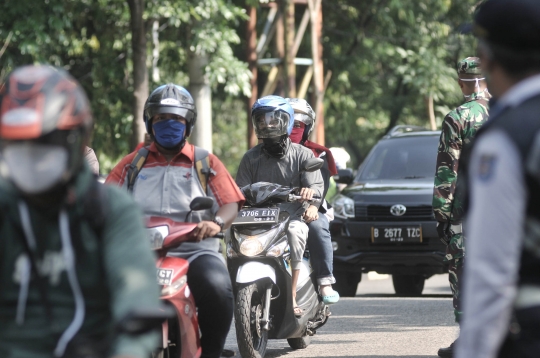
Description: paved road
xmin=224 ymin=273 xmax=458 ymax=358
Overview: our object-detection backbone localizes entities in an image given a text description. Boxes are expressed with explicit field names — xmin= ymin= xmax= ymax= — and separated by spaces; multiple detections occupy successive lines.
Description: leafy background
xmin=0 ymin=0 xmax=480 ymax=174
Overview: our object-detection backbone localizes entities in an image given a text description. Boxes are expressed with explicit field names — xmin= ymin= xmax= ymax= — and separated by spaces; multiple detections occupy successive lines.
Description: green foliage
xmin=211 ymin=96 xmax=248 ymax=177
xmin=148 ymin=0 xmax=251 ymax=96
xmin=321 ymin=0 xmax=479 ymax=167
xmin=0 ymin=0 xmax=250 ymax=173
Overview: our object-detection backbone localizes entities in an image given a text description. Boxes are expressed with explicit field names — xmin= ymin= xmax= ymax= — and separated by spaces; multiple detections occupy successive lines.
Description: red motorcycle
xmin=147 ymin=197 xmax=215 ymax=358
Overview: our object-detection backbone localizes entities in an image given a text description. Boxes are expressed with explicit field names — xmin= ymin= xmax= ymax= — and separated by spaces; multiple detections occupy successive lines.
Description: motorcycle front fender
xmin=236 ymin=261 xmax=276 ymax=284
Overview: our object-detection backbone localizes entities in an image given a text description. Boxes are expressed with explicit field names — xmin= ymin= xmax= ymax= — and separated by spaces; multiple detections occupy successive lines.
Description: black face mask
xmin=262 ymin=135 xmax=290 ymax=158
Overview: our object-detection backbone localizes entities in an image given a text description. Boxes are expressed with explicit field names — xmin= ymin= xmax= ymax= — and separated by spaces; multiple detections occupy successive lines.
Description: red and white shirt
xmin=106 ymin=142 xmax=244 ymax=261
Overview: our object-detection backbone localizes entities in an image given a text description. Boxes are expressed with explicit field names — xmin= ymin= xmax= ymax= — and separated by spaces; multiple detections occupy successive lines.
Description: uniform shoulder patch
xmin=478 ymin=154 xmax=497 ymax=182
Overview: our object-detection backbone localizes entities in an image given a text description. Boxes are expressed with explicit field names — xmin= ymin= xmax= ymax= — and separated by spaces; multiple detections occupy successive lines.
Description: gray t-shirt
xmin=235 ymin=141 xmax=324 ymax=220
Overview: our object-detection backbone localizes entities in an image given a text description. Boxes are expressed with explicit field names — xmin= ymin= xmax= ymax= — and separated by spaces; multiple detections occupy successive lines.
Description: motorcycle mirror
xmin=117 ymin=306 xmax=175 ymax=335
xmin=190 ymin=197 xmax=215 ymax=211
xmin=301 ymin=158 xmax=324 ymax=172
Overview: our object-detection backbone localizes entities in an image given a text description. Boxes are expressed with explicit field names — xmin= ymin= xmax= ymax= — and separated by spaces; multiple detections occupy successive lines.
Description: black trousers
xmin=187 ymin=254 xmax=234 ymax=358
xmin=498 ymin=306 xmax=540 ymax=358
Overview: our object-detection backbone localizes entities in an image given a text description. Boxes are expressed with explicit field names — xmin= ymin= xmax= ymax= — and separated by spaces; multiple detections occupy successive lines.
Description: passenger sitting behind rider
xmin=236 ymin=95 xmax=324 ymax=317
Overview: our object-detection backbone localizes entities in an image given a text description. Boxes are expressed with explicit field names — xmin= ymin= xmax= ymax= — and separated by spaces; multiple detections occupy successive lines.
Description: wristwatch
xmin=212 ymin=216 xmax=225 ymax=231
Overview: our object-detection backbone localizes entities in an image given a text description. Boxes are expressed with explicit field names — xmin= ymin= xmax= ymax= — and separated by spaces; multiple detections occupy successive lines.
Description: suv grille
xmin=355 ymin=204 xmax=434 ymax=221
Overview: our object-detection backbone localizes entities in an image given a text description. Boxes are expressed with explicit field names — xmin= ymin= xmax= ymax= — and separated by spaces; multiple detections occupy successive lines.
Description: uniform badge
xmin=478 ymin=154 xmax=497 ymax=182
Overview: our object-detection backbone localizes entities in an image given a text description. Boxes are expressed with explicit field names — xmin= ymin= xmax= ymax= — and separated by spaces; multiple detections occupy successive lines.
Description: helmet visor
xmin=252 ymin=110 xmax=290 ymax=138
xmin=293 ymin=113 xmax=313 ymax=126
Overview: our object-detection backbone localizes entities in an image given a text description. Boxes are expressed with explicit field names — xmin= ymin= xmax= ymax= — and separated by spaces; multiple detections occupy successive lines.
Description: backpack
xmin=126 ymin=146 xmax=214 ymax=194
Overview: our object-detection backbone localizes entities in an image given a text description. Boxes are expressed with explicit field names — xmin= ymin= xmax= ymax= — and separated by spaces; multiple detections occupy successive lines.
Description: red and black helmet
xmin=0 ymin=65 xmax=93 ymax=185
xmin=0 ymin=65 xmax=92 ymax=140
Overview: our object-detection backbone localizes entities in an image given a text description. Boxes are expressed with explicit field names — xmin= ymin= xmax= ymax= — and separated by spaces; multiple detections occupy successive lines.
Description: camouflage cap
xmin=457 ymin=57 xmax=482 ymax=75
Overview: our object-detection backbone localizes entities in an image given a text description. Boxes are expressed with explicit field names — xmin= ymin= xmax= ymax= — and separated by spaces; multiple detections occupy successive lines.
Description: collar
xmin=466 ymin=89 xmax=492 ymax=102
xmin=148 ymin=141 xmax=195 ymax=162
xmin=498 ymin=73 xmax=540 ymax=109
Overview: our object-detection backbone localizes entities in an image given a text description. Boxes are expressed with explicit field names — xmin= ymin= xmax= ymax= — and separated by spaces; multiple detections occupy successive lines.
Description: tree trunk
xmin=151 ymin=20 xmax=160 ymax=84
xmin=188 ymin=51 xmax=213 ymax=152
xmin=127 ymin=0 xmax=148 ymax=150
xmin=246 ymin=6 xmax=258 ymax=149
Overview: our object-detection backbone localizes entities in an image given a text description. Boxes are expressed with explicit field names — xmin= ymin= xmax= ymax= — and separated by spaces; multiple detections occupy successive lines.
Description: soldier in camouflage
xmin=433 ymin=57 xmax=490 ymax=358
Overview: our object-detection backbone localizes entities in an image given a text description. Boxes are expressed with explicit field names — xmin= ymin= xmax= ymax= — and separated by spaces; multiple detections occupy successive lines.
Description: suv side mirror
xmin=302 ymin=158 xmax=324 ymax=172
xmin=190 ymin=197 xmax=214 ymax=211
xmin=334 ymin=169 xmax=354 ymax=184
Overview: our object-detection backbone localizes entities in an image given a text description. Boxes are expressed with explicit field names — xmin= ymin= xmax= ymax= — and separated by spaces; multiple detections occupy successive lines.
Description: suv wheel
xmin=333 ymin=271 xmax=362 ymax=297
xmin=392 ymin=274 xmax=425 ymax=297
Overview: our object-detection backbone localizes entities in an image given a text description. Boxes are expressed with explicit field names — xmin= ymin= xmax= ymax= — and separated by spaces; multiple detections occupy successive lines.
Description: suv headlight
xmin=332 ymin=194 xmax=355 ymax=218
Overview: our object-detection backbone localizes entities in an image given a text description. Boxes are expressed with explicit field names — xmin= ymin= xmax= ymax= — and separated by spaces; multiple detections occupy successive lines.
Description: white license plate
xmin=233 ymin=208 xmax=279 ymax=224
xmin=371 ymin=226 xmax=422 ymax=244
xmin=157 ymin=268 xmax=174 ymax=285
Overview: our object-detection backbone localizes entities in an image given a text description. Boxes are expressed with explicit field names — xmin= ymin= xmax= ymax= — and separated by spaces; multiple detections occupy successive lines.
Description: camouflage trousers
xmin=443 ymin=223 xmax=464 ymax=323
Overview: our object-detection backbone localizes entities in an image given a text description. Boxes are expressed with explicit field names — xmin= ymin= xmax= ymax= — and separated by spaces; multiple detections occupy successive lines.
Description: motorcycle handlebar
xmin=288 ymin=194 xmax=322 ymax=205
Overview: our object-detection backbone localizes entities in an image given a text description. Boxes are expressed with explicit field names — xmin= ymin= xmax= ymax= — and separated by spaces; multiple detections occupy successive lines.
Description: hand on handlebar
xmin=303 ymin=205 xmax=319 ymax=223
xmin=298 ymin=187 xmax=315 ymax=202
xmin=192 ymin=221 xmax=222 ymax=242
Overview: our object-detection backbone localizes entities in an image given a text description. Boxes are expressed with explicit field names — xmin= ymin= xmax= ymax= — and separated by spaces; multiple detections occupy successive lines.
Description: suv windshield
xmin=356 ymin=135 xmax=439 ymax=181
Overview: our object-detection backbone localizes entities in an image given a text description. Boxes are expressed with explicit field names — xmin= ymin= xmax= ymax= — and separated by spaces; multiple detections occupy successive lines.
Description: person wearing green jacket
xmin=0 ymin=65 xmax=161 ymax=358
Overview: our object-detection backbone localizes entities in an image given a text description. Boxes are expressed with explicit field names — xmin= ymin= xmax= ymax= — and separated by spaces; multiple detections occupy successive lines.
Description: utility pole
xmin=246 ymin=0 xmax=326 ymax=147
xmin=284 ymin=0 xmax=296 ymax=98
xmin=309 ymin=0 xmax=324 ymax=145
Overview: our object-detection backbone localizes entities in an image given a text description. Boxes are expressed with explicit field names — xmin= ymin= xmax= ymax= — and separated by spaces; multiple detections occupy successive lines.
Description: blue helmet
xmin=251 ymin=95 xmax=295 ymax=139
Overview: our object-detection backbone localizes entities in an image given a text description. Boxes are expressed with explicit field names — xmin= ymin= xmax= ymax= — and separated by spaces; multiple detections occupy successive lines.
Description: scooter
xmin=146 ymin=197 xmax=216 ymax=358
xmin=226 ymin=159 xmax=331 ymax=358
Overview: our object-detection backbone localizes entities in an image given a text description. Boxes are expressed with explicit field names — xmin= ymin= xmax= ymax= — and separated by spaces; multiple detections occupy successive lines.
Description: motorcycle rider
xmin=235 ymin=95 xmax=324 ymax=317
xmin=286 ymin=98 xmax=340 ymax=304
xmin=106 ymin=83 xmax=244 ymax=358
xmin=0 ymin=65 xmax=161 ymax=358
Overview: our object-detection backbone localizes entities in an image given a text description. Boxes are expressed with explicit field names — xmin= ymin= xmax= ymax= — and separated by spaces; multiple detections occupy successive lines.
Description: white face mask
xmin=2 ymin=143 xmax=69 ymax=194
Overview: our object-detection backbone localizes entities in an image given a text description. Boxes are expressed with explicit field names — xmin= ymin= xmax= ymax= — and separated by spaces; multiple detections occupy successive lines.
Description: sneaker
xmin=322 ymin=289 xmax=340 ymax=304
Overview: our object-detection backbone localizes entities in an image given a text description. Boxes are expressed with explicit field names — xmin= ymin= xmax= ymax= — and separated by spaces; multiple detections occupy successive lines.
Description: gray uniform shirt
xmin=456 ymin=74 xmax=540 ymax=358
xmin=235 ymin=141 xmax=324 ymax=219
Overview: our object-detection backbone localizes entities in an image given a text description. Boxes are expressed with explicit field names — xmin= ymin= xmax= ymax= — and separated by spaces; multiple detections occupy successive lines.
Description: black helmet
xmin=143 ymin=84 xmax=197 ymax=137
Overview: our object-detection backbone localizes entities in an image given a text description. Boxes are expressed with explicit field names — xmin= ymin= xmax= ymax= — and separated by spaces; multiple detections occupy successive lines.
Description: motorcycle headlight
xmin=147 ymin=226 xmax=169 ymax=250
xmin=332 ymin=194 xmax=355 ymax=218
xmin=266 ymin=237 xmax=288 ymax=257
xmin=161 ymin=275 xmax=187 ymax=297
xmin=236 ymin=227 xmax=280 ymax=257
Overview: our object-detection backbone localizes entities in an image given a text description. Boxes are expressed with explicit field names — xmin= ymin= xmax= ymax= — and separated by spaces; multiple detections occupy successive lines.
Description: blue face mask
xmin=153 ymin=119 xmax=186 ymax=149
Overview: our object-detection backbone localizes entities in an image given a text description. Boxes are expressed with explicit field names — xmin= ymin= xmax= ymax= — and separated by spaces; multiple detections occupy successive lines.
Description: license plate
xmin=371 ymin=226 xmax=422 ymax=244
xmin=233 ymin=208 xmax=280 ymax=224
xmin=157 ymin=268 xmax=174 ymax=285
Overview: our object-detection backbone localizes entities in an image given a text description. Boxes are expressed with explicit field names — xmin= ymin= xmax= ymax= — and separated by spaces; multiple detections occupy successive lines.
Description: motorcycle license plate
xmin=233 ymin=208 xmax=280 ymax=224
xmin=371 ymin=226 xmax=422 ymax=244
xmin=157 ymin=268 xmax=174 ymax=285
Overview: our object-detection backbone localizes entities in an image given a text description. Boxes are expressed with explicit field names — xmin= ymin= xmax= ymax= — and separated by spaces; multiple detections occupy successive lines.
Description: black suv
xmin=330 ymin=126 xmax=447 ymax=297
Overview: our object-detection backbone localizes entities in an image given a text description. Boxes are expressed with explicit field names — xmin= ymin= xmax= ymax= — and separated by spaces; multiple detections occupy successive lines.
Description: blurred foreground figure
xmin=456 ymin=1 xmax=540 ymax=357
xmin=433 ymin=56 xmax=490 ymax=358
xmin=0 ymin=65 xmax=160 ymax=358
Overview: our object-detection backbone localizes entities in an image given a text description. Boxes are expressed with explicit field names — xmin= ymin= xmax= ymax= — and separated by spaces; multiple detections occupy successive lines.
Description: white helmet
xmin=286 ymin=98 xmax=316 ymax=143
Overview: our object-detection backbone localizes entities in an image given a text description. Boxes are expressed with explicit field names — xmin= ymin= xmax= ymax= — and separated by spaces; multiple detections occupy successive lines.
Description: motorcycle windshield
xmin=240 ymin=182 xmax=292 ymax=206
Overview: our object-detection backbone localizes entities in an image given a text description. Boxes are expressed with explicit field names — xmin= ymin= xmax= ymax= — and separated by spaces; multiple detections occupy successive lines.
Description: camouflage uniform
xmin=433 ymin=57 xmax=491 ymax=322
